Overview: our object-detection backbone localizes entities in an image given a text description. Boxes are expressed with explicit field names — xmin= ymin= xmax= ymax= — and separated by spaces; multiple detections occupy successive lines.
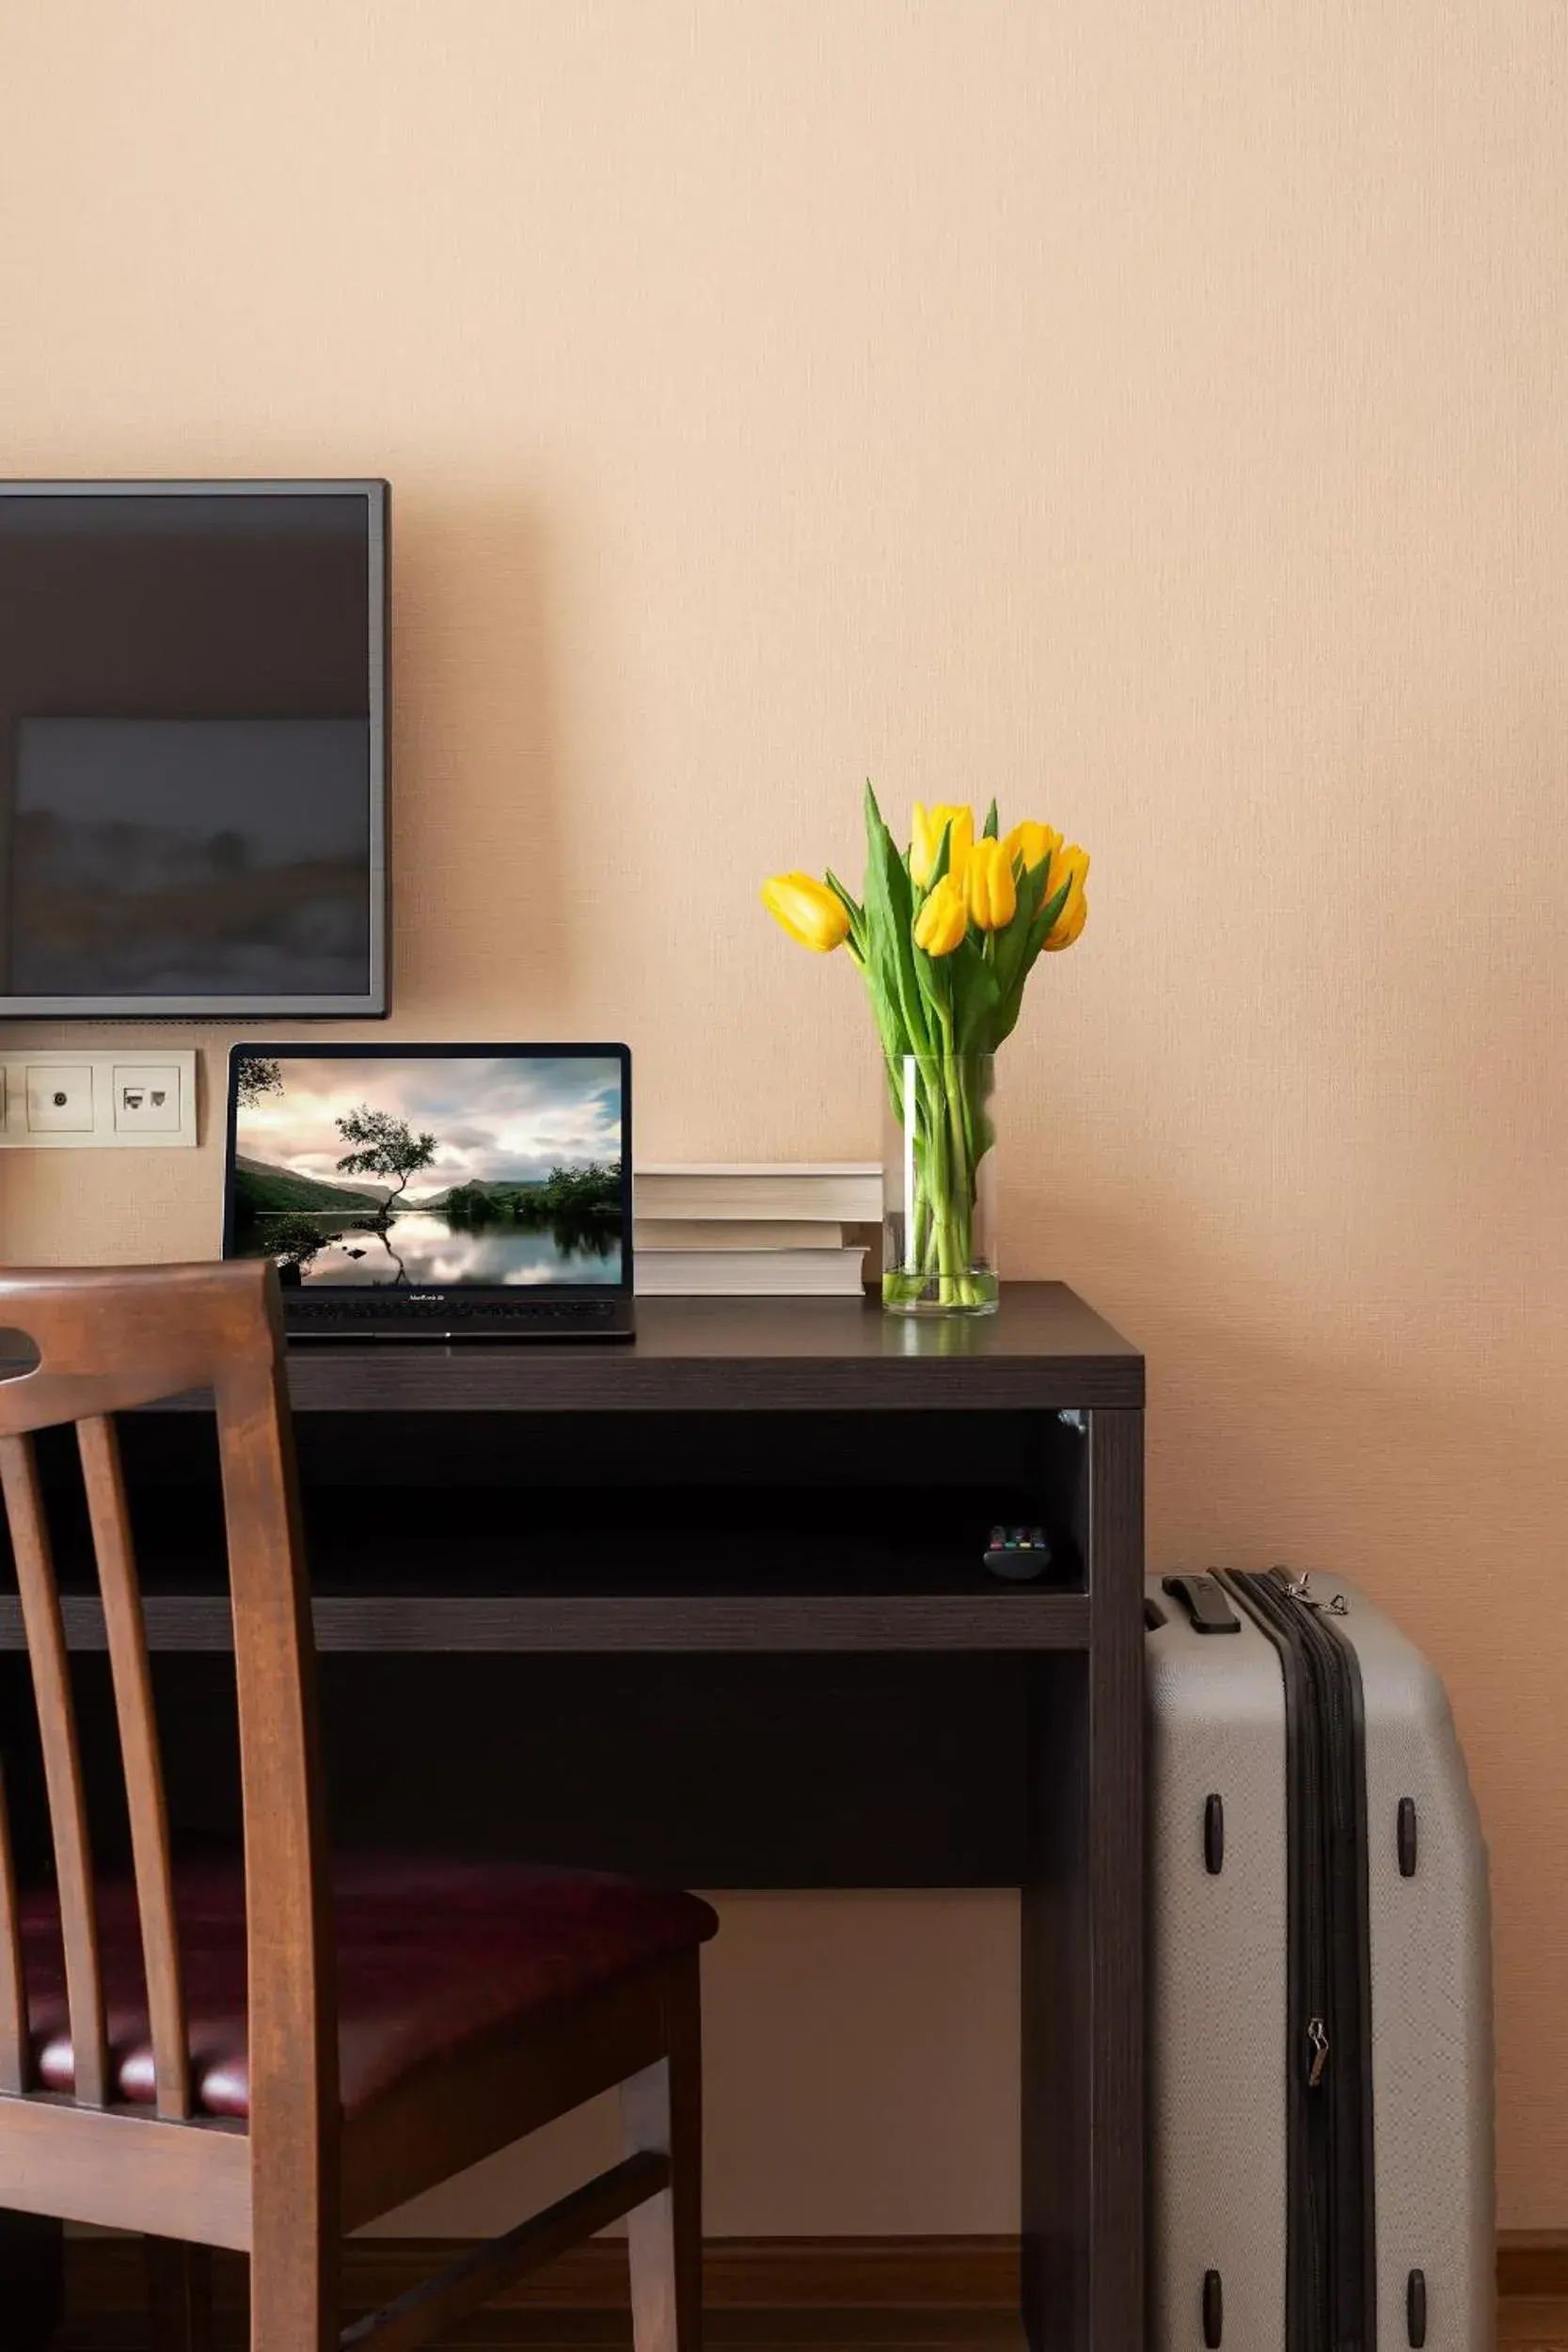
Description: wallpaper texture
xmin=2 ymin=0 xmax=1564 ymax=2229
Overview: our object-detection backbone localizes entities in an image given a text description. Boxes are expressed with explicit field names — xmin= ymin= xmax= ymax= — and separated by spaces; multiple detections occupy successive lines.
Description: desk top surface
xmin=263 ymin=1281 xmax=1143 ymax=1412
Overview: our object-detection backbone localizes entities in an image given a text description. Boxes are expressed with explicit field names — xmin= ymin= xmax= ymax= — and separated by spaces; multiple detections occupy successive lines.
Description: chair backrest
xmin=0 ymin=1261 xmax=335 ymax=2163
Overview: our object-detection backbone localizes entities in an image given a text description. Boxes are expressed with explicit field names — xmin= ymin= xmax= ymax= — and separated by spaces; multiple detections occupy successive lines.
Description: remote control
xmin=985 ymin=1525 xmax=1052 ymax=1581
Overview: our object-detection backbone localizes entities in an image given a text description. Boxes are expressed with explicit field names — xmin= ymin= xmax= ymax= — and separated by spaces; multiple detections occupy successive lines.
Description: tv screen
xmin=0 ymin=481 xmax=388 ymax=1015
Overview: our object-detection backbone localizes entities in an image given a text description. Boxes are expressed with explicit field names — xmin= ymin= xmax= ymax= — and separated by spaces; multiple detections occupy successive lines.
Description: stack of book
xmin=633 ymin=1164 xmax=882 ymax=1296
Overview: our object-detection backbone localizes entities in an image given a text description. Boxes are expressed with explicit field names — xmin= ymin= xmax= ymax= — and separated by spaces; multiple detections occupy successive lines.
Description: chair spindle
xmin=78 ymin=1414 xmax=191 ymax=2119
xmin=0 ymin=1759 xmax=25 ymax=2094
xmin=0 ymin=1431 xmax=109 ymax=2107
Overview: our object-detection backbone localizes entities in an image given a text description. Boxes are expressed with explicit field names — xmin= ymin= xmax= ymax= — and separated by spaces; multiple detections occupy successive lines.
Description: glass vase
xmin=881 ymin=1052 xmax=999 ymax=1315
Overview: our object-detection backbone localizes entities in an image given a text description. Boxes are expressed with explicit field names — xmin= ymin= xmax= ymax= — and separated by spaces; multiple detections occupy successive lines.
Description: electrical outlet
xmin=0 ymin=1050 xmax=197 ymax=1149
xmin=26 ymin=1065 xmax=94 ymax=1132
xmin=113 ymin=1064 xmax=182 ymax=1135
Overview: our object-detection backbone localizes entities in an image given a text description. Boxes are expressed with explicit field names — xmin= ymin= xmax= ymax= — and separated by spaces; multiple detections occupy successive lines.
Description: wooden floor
xmin=57 ymin=2314 xmax=1025 ymax=2350
xmin=1505 ymin=2305 xmax=1568 ymax=2352
xmin=53 ymin=2308 xmax=1568 ymax=2350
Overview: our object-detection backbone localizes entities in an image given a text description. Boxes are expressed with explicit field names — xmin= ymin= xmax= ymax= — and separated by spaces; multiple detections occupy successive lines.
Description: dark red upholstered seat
xmin=19 ymin=1855 xmax=719 ymax=2121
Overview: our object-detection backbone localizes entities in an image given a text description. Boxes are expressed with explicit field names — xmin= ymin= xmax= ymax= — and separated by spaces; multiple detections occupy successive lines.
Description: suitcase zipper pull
xmin=1277 ymin=1567 xmax=1349 ymax=1615
xmin=1307 ymin=2016 xmax=1330 ymax=2088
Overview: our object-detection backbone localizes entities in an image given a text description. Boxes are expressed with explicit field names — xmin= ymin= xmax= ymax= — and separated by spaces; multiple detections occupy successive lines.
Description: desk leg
xmin=1022 ymin=1406 xmax=1144 ymax=2352
xmin=0 ymin=2211 xmax=64 ymax=2347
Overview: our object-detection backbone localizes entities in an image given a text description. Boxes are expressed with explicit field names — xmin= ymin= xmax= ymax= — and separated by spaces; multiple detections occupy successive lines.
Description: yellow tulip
xmin=912 ymin=872 xmax=969 ymax=957
xmin=1041 ymin=844 xmax=1090 ymax=951
xmin=1004 ymin=818 xmax=1061 ymax=879
xmin=910 ymin=803 xmax=974 ymax=889
xmin=966 ymin=835 xmax=1017 ymax=932
xmin=1045 ymin=890 xmax=1088 ymax=949
xmin=762 ymin=871 xmax=851 ymax=954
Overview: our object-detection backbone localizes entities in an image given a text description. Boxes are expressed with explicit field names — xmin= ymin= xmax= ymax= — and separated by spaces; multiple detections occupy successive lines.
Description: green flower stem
xmin=911 ymin=1137 xmax=933 ymax=1273
xmin=884 ymin=1047 xmax=996 ymax=1314
xmin=940 ymin=1015 xmax=977 ymax=1307
xmin=939 ymin=1088 xmax=963 ymax=1307
xmin=888 ymin=1044 xmax=1001 ymax=1317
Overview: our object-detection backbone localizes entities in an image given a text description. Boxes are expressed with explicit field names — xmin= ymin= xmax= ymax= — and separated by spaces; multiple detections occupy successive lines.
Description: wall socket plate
xmin=0 ymin=1049 xmax=198 ymax=1150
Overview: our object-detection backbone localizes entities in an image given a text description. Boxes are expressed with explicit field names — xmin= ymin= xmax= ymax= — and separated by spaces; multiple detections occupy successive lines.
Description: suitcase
xmin=1146 ymin=1566 xmax=1494 ymax=2352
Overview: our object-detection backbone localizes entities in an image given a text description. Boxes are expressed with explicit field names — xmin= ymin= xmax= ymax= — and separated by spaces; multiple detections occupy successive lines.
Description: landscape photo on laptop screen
xmin=230 ymin=1054 xmax=625 ymax=1288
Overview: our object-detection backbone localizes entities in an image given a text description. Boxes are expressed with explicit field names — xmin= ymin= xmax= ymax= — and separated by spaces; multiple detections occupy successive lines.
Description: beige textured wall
xmin=3 ymin=0 xmax=1567 ymax=2232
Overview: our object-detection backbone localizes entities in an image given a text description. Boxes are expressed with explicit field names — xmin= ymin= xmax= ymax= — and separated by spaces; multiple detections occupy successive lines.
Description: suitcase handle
xmin=1161 ymin=1573 xmax=1242 ymax=1635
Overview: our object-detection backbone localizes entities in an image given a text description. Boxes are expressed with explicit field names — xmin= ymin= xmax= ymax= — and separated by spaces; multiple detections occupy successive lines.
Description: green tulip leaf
xmin=951 ymin=935 xmax=1002 ymax=1053
xmin=912 ymin=932 xmax=953 ymax=1029
xmin=824 ymin=866 xmax=863 ymax=926
xmin=1031 ymin=875 xmax=1072 ymax=950
xmin=824 ymin=867 xmax=866 ymax=961
xmin=863 ymin=780 xmax=930 ymax=1058
xmin=991 ymin=855 xmax=1050 ymax=1001
xmin=981 ymin=798 xmax=999 ymax=840
xmin=924 ymin=817 xmax=955 ymax=895
xmin=990 ymin=873 xmax=1074 ymax=1045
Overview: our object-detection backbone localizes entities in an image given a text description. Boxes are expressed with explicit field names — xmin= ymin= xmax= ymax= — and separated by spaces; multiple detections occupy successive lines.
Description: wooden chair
xmin=0 ymin=1260 xmax=715 ymax=2350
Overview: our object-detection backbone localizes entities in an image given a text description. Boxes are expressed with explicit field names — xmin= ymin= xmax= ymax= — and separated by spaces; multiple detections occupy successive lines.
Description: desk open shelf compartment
xmin=0 ymin=1405 xmax=1090 ymax=1648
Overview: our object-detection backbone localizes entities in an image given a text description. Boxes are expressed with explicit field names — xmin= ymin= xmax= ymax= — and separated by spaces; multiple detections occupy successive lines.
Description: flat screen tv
xmin=0 ymin=479 xmax=388 ymax=1016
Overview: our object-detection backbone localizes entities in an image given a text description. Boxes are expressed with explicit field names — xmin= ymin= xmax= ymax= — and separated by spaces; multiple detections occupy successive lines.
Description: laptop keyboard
xmin=287 ymin=1295 xmax=619 ymax=1327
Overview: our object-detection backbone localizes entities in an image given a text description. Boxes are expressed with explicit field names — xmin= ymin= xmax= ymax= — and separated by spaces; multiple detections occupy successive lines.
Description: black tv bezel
xmin=221 ymin=1041 xmax=635 ymax=1300
xmin=0 ymin=477 xmax=390 ymax=1019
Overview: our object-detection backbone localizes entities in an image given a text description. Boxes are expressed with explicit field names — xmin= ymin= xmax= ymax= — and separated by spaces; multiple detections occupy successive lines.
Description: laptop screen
xmin=224 ymin=1046 xmax=630 ymax=1292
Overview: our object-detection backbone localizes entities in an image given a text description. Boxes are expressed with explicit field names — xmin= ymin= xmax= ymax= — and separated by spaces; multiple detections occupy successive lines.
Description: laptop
xmin=222 ymin=1043 xmax=635 ymax=1340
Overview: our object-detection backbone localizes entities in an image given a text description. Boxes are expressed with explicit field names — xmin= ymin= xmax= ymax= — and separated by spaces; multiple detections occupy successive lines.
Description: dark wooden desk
xmin=0 ymin=1284 xmax=1144 ymax=2352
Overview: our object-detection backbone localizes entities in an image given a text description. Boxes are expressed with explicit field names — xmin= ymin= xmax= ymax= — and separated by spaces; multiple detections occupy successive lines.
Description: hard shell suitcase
xmin=1146 ymin=1567 xmax=1493 ymax=2352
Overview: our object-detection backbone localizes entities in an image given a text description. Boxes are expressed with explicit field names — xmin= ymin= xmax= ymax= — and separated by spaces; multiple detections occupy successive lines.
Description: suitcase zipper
xmin=1223 ymin=1569 xmax=1377 ymax=2352
xmin=1307 ymin=2016 xmax=1329 ymax=2088
xmin=1293 ymin=1581 xmax=1374 ymax=2352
